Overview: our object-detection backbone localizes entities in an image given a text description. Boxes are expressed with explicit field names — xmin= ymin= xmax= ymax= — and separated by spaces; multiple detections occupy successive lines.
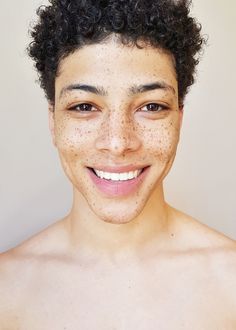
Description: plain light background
xmin=0 ymin=0 xmax=235 ymax=252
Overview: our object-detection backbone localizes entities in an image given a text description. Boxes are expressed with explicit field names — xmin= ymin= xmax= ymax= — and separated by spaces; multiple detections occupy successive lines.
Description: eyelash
xmin=139 ymin=103 xmax=169 ymax=112
xmin=68 ymin=103 xmax=96 ymax=112
xmin=67 ymin=102 xmax=169 ymax=113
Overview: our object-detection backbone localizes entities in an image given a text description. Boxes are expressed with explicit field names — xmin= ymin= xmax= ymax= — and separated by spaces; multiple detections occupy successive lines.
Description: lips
xmin=87 ymin=166 xmax=150 ymax=197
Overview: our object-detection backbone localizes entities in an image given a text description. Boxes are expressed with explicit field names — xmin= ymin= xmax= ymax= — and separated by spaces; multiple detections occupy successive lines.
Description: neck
xmin=65 ymin=184 xmax=173 ymax=263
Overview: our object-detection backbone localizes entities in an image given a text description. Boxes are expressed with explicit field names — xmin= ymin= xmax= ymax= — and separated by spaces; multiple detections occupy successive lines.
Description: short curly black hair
xmin=28 ymin=0 xmax=205 ymax=105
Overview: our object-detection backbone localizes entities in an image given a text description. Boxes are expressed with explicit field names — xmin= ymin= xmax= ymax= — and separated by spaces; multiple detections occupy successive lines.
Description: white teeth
xmin=120 ymin=173 xmax=127 ymax=181
xmin=94 ymin=169 xmax=142 ymax=181
xmin=111 ymin=173 xmax=120 ymax=181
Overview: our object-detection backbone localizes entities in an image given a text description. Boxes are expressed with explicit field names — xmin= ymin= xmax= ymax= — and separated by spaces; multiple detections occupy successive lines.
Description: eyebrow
xmin=59 ymin=81 xmax=176 ymax=99
xmin=129 ymin=81 xmax=176 ymax=96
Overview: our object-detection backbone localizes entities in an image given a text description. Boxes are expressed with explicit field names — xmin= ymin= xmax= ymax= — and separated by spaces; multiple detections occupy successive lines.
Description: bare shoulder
xmin=0 ymin=250 xmax=25 ymax=327
xmin=170 ymin=206 xmax=236 ymax=305
xmin=0 ymin=218 xmax=69 ymax=325
xmin=0 ymin=217 xmax=69 ymax=270
xmin=169 ymin=205 xmax=236 ymax=248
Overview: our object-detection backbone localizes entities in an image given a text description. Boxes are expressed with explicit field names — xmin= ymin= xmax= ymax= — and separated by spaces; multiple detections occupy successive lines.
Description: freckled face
xmin=50 ymin=40 xmax=183 ymax=224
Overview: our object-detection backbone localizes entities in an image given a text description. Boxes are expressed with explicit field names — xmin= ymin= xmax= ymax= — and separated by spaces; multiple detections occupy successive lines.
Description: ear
xmin=48 ymin=104 xmax=56 ymax=147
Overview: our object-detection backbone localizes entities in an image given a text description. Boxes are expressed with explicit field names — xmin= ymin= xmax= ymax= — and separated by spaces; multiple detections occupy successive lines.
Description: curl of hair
xmin=28 ymin=0 xmax=206 ymax=104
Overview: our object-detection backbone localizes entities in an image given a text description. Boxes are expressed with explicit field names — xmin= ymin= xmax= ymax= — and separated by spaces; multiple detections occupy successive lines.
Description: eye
xmin=139 ymin=103 xmax=169 ymax=112
xmin=68 ymin=103 xmax=97 ymax=112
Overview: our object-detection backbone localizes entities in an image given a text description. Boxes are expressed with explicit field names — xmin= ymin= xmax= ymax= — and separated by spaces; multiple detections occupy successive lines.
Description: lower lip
xmin=87 ymin=167 xmax=150 ymax=197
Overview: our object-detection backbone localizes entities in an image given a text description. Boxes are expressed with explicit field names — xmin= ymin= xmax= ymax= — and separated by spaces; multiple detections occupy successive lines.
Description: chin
xmin=100 ymin=214 xmax=136 ymax=225
xmin=90 ymin=199 xmax=145 ymax=225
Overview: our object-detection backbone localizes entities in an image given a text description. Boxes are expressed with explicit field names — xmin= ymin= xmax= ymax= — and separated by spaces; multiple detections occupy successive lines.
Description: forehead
xmin=56 ymin=39 xmax=177 ymax=96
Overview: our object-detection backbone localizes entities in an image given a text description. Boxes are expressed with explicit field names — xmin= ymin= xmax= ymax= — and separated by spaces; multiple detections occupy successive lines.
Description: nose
xmin=95 ymin=111 xmax=141 ymax=156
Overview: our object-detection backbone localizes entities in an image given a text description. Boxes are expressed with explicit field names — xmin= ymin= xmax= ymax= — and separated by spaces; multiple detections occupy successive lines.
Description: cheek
xmin=143 ymin=120 xmax=180 ymax=162
xmin=54 ymin=117 xmax=97 ymax=170
xmin=53 ymin=118 xmax=95 ymax=191
xmin=55 ymin=117 xmax=93 ymax=152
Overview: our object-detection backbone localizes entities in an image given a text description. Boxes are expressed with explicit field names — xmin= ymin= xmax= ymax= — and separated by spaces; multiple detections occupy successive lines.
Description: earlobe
xmin=48 ymin=105 xmax=56 ymax=147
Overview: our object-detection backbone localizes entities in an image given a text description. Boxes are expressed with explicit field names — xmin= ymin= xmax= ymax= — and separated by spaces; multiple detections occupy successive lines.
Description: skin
xmin=49 ymin=38 xmax=182 ymax=258
xmin=0 ymin=37 xmax=236 ymax=329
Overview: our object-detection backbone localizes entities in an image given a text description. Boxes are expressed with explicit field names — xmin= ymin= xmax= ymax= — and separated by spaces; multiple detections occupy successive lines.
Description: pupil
xmin=148 ymin=103 xmax=158 ymax=111
xmin=81 ymin=104 xmax=91 ymax=111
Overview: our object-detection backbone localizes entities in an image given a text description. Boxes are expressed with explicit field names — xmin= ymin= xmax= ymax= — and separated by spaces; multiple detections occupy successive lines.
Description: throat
xmin=66 ymin=191 xmax=171 ymax=262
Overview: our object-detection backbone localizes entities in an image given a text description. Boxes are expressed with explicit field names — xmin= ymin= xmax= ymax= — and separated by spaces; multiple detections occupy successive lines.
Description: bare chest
xmin=11 ymin=262 xmax=235 ymax=330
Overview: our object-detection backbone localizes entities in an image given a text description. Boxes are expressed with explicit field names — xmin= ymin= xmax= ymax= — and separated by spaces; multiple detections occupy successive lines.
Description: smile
xmin=93 ymin=169 xmax=143 ymax=181
xmin=87 ymin=166 xmax=150 ymax=197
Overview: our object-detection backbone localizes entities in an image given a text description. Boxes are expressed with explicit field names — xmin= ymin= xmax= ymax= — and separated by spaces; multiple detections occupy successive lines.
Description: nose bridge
xmin=96 ymin=105 xmax=141 ymax=154
xmin=108 ymin=107 xmax=131 ymax=136
xmin=106 ymin=107 xmax=133 ymax=152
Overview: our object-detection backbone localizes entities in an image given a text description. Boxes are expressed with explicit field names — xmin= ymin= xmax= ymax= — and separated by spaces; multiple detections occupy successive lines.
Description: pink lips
xmin=87 ymin=166 xmax=149 ymax=197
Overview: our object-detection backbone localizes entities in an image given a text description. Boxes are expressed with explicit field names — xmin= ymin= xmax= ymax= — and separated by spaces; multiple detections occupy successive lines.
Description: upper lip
xmin=88 ymin=165 xmax=149 ymax=173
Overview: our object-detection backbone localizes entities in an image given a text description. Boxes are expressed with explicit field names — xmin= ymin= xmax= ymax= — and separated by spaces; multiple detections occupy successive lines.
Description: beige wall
xmin=0 ymin=0 xmax=235 ymax=252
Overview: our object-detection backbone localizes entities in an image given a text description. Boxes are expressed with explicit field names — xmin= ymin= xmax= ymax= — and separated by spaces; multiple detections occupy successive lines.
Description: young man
xmin=0 ymin=0 xmax=236 ymax=328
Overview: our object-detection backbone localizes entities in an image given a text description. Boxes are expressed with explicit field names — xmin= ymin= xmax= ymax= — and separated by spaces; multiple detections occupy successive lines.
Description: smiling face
xmin=49 ymin=38 xmax=183 ymax=224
